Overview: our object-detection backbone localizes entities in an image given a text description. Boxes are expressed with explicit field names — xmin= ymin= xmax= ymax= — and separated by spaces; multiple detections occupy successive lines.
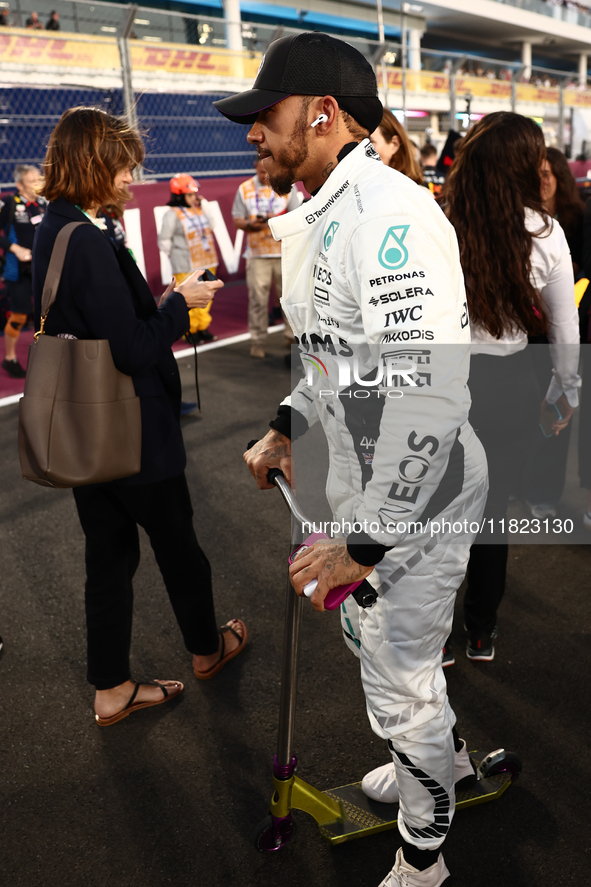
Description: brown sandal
xmin=95 ymin=680 xmax=184 ymax=726
xmin=193 ymin=620 xmax=248 ymax=680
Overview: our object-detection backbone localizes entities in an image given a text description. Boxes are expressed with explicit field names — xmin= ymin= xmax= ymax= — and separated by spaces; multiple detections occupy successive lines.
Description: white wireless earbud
xmin=310 ymin=114 xmax=329 ymax=128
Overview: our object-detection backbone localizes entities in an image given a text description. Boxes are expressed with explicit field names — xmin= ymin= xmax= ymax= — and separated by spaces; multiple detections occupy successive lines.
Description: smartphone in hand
xmin=198 ymin=269 xmax=219 ymax=282
xmin=540 ymin=401 xmax=562 ymax=437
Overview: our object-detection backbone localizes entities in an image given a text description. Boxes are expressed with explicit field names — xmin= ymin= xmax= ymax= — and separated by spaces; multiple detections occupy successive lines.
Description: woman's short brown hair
xmin=40 ymin=107 xmax=144 ymax=207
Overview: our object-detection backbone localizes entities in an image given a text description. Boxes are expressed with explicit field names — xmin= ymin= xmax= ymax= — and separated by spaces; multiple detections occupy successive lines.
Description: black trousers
xmin=73 ymin=472 xmax=219 ymax=690
xmin=5 ymin=277 xmax=33 ymax=314
xmin=579 ymin=344 xmax=591 ymax=490
xmin=522 ymin=341 xmax=572 ymax=506
xmin=464 ymin=349 xmax=539 ymax=635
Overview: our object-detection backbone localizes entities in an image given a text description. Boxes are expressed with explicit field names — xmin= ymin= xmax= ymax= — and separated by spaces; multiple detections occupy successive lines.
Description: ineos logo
xmin=398 ymin=455 xmax=430 ymax=483
xmin=386 ymin=431 xmax=440 ymax=506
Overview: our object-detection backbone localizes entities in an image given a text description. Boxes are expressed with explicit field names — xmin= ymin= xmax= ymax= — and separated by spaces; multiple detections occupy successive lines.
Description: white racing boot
xmin=378 ymin=848 xmax=451 ymax=887
xmin=362 ymin=739 xmax=476 ymax=803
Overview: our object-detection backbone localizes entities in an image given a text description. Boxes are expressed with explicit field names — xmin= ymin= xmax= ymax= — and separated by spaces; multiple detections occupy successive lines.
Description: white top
xmin=471 ymin=209 xmax=580 ymax=406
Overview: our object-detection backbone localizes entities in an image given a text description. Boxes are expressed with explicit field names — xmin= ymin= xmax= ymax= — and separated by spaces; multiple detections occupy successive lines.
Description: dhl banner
xmin=386 ymin=70 xmax=450 ymax=94
xmin=130 ymin=41 xmax=261 ymax=78
xmin=564 ymin=88 xmax=591 ymax=108
xmin=386 ymin=70 xmax=515 ymax=100
xmin=0 ymin=29 xmax=120 ymax=69
xmin=0 ymin=28 xmax=262 ymax=78
xmin=456 ymin=76 xmax=512 ymax=101
xmin=384 ymin=68 xmax=591 ymax=108
xmin=3 ymin=29 xmax=591 ymax=108
xmin=517 ymin=82 xmax=560 ymax=104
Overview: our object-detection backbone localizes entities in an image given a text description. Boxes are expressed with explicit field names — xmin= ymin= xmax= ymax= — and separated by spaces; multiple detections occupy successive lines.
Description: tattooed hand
xmin=243 ymin=429 xmax=292 ymax=490
xmin=289 ymin=539 xmax=373 ymax=612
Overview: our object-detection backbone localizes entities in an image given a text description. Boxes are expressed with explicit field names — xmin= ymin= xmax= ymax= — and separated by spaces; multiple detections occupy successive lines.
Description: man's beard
xmin=265 ymin=103 xmax=309 ymax=195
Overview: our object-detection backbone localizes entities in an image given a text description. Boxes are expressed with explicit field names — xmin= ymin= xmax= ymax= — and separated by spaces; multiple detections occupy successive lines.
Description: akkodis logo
xmin=378 ymin=225 xmax=410 ymax=271
xmin=323 ymin=221 xmax=340 ymax=252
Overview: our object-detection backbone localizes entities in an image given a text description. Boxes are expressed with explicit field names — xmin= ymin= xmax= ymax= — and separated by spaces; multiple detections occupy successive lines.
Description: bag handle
xmin=36 ymin=221 xmax=87 ymax=339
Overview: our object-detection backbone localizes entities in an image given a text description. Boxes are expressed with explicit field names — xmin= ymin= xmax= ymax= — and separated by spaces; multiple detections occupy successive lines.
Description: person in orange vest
xmin=158 ymin=174 xmax=218 ymax=343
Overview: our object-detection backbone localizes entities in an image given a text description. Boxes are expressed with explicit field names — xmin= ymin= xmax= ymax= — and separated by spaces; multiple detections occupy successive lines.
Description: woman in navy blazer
xmin=33 ymin=107 xmax=248 ymax=726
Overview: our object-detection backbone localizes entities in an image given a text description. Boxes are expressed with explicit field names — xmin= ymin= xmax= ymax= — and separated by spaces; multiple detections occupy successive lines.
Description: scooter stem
xmin=271 ymin=472 xmax=310 ymax=769
xmin=272 ymin=473 xmax=311 ymax=527
xmin=276 ymin=572 xmax=304 ymax=767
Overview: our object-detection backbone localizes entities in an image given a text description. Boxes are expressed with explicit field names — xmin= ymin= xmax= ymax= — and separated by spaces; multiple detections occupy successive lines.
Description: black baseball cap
xmin=213 ymin=32 xmax=383 ymax=133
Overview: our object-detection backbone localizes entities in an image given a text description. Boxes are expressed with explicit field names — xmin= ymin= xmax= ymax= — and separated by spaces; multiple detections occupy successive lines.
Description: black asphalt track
xmin=1 ymin=333 xmax=590 ymax=886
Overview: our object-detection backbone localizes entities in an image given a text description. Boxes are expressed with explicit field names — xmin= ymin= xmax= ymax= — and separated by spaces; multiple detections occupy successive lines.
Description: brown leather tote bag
xmin=18 ymin=221 xmax=142 ymax=488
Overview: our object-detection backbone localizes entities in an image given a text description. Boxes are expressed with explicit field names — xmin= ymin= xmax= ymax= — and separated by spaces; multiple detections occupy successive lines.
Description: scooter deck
xmin=318 ymin=757 xmax=512 ymax=845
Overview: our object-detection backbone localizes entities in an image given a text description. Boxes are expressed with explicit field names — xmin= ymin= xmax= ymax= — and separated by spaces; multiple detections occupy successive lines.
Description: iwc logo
xmin=323 ymin=221 xmax=340 ymax=251
xmin=378 ymin=225 xmax=410 ymax=271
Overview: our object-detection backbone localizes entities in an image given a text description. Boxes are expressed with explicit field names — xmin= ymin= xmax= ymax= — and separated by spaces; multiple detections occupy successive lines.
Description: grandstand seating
xmin=0 ymin=86 xmax=253 ymax=184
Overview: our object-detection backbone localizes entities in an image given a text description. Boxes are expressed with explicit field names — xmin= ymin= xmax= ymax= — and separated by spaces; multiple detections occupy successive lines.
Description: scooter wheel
xmin=251 ymin=814 xmax=296 ymax=852
xmin=478 ymin=749 xmax=522 ymax=782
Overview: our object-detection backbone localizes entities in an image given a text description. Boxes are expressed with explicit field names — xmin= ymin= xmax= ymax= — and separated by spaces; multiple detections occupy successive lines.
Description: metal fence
xmin=6 ymin=0 xmax=591 ymax=48
xmin=0 ymin=0 xmax=385 ymax=53
xmin=0 ymin=86 xmax=254 ymax=185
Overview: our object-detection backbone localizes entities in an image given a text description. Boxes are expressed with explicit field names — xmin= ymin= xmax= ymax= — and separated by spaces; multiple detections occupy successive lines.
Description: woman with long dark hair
xmin=541 ymin=147 xmax=585 ymax=275
xmin=443 ymin=112 xmax=580 ymax=662
xmin=370 ymin=108 xmax=424 ymax=185
xmin=522 ymin=148 xmax=585 ymax=518
xmin=33 ymin=108 xmax=248 ymax=725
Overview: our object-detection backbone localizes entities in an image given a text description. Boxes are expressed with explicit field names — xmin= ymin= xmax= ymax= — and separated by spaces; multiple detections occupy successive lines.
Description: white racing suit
xmin=269 ymin=140 xmax=488 ymax=851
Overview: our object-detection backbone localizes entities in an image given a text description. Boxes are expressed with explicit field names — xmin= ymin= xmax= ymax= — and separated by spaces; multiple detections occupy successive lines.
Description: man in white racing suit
xmin=215 ymin=33 xmax=488 ymax=887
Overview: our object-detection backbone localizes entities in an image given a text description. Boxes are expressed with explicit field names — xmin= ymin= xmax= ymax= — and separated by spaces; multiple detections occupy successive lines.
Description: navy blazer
xmin=32 ymin=198 xmax=191 ymax=485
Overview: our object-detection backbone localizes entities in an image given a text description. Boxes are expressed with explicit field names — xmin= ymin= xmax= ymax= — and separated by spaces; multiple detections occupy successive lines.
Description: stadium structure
xmin=2 ymin=0 xmax=591 ymax=182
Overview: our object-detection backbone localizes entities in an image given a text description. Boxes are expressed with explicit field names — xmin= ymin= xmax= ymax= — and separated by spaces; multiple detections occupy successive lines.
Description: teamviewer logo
xmin=306 ymin=214 xmax=315 ymax=225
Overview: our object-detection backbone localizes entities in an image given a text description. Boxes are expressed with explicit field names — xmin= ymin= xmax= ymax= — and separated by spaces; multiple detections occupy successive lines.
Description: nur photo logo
xmin=301 ymin=353 xmax=329 ymax=383
xmin=301 ymin=352 xmax=418 ymax=397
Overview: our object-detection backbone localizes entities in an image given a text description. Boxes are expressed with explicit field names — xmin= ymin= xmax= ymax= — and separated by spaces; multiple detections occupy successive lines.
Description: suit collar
xmin=48 ymin=198 xmax=90 ymax=222
xmin=48 ymin=197 xmax=156 ymax=318
xmin=270 ymin=139 xmax=376 ymax=240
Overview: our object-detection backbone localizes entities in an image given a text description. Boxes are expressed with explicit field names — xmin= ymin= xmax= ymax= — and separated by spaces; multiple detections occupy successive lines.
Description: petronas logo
xmin=324 ymin=221 xmax=340 ymax=251
xmin=378 ymin=225 xmax=410 ymax=270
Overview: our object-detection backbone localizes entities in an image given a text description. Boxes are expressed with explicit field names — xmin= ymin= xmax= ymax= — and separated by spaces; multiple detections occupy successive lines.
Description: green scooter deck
xmin=318 ymin=757 xmax=512 ymax=845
